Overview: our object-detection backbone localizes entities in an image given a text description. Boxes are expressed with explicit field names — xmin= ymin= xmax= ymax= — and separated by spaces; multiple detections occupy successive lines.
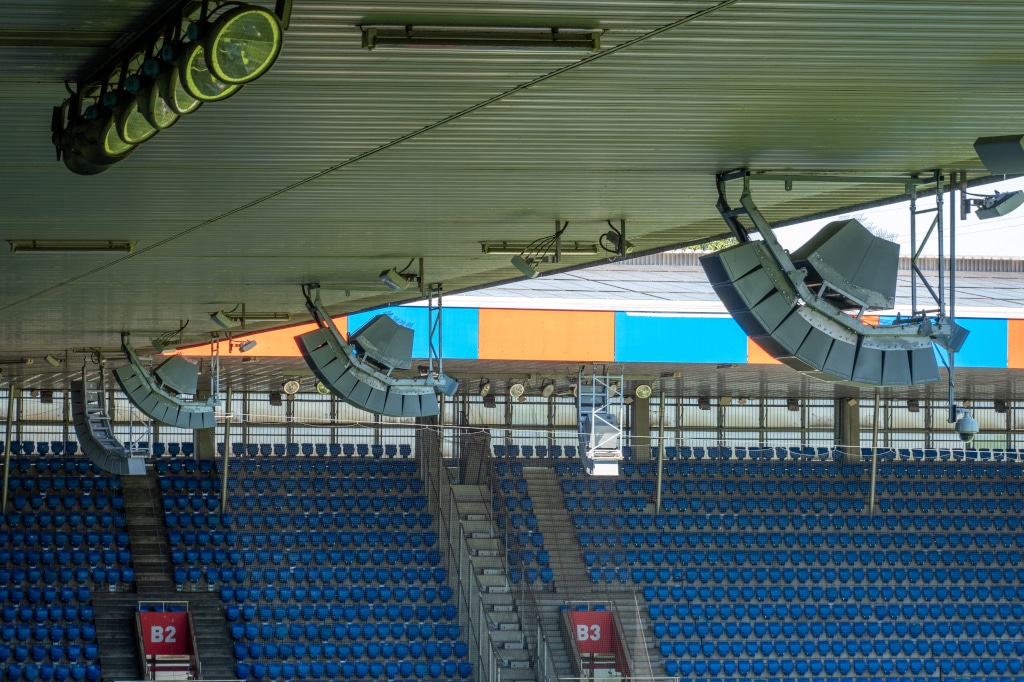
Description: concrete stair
xmin=522 ymin=467 xmax=593 ymax=593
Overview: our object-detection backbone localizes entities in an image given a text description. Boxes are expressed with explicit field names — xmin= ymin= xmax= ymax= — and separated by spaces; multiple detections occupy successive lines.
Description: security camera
xmin=954 ymin=409 xmax=979 ymax=444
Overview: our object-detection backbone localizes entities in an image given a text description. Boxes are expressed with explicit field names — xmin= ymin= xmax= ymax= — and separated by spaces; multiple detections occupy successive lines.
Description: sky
xmin=775 ymin=177 xmax=1024 ymax=258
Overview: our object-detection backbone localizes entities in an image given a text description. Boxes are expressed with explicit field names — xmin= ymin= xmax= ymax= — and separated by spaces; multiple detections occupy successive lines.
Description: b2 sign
xmin=139 ymin=612 xmax=189 ymax=656
xmin=568 ymin=611 xmax=613 ymax=654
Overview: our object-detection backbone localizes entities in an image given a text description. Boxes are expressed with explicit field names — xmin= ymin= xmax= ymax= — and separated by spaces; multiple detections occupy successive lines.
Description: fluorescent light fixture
xmin=9 ymin=240 xmax=135 ymax=254
xmin=379 ymin=267 xmax=417 ymax=291
xmin=44 ymin=355 xmax=62 ymax=367
xmin=361 ymin=25 xmax=601 ymax=52
xmin=210 ymin=311 xmax=235 ymax=329
xmin=205 ymin=5 xmax=284 ymax=85
xmin=975 ymin=190 xmax=1024 ymax=220
xmin=481 ymin=241 xmax=599 ymax=255
xmin=511 ymin=254 xmax=539 ymax=278
xmin=237 ymin=340 xmax=257 ymax=353
xmin=226 ymin=311 xmax=291 ymax=324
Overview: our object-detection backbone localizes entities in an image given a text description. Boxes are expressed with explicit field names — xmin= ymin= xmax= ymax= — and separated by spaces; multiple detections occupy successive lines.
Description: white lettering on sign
xmin=151 ymin=625 xmax=177 ymax=643
xmin=576 ymin=624 xmax=601 ymax=641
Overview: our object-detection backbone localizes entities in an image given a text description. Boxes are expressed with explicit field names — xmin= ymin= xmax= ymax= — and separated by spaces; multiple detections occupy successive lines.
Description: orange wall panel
xmin=747 ymin=338 xmax=782 ymax=365
xmin=1008 ymin=320 xmax=1024 ymax=368
xmin=172 ymin=317 xmax=348 ymax=358
xmin=477 ymin=309 xmax=614 ymax=361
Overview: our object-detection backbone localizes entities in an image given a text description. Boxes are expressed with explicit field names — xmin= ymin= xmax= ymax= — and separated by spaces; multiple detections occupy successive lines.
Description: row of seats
xmin=663 ymin=655 xmax=1022 ymax=677
xmin=0 ymin=460 xmax=100 ymax=475
xmin=203 ymin=566 xmax=448 ymax=591
xmin=0 ymin=513 xmax=128 ymax=531
xmin=649 ymin=600 xmax=1024 ymax=622
xmin=218 ymin=443 xmax=414 ymax=458
xmin=0 ymin=588 xmax=92 ymax=606
xmin=5 ymin=478 xmax=120 ymax=493
xmin=225 ymin=458 xmax=420 ymax=476
xmin=6 ymin=496 xmax=124 ymax=514
xmin=224 ymin=583 xmax=453 ymax=605
xmin=492 ymin=444 xmax=577 ymax=458
xmin=171 ymin=529 xmax=436 ymax=550
xmin=227 ymin=494 xmax=428 ymax=514
xmin=0 ymin=662 xmax=101 ymax=682
xmin=0 ymin=444 xmax=84 ymax=456
xmin=236 ymin=659 xmax=471 ymax=681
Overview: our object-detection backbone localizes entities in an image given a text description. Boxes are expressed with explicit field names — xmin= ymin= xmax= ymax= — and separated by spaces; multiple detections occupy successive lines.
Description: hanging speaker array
xmin=295 ymin=285 xmax=458 ymax=418
xmin=71 ymin=373 xmax=145 ymax=475
xmin=113 ymin=334 xmax=217 ymax=429
xmin=704 ymin=171 xmax=948 ymax=387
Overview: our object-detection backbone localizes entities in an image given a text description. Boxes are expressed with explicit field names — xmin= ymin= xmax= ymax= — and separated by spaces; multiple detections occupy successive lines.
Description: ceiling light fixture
xmin=360 ymin=25 xmax=601 ymax=52
xmin=600 ymin=219 xmax=635 ymax=257
xmin=9 ymin=240 xmax=135 ymax=254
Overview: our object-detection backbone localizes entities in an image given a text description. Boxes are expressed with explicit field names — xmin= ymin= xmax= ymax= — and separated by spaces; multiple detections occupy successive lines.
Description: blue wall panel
xmin=933 ymin=318 xmax=1008 ymax=369
xmin=347 ymin=307 xmax=479 ymax=359
xmin=614 ymin=313 xmax=748 ymax=363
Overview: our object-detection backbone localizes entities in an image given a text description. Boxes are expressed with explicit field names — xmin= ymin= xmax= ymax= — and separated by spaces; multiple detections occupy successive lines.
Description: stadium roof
xmin=1 ymin=0 xmax=1022 ymax=360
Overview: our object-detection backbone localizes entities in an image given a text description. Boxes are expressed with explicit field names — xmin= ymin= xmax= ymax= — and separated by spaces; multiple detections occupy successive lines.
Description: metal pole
xmin=656 ymin=390 xmax=666 ymax=512
xmin=868 ymin=391 xmax=880 ymax=515
xmin=220 ymin=386 xmax=231 ymax=515
xmin=936 ymin=172 xmax=945 ymax=317
xmin=2 ymin=388 xmax=16 ymax=515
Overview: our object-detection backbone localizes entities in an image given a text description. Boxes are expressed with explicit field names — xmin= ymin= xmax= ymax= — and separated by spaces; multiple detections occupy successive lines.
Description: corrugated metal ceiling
xmin=0 ymin=0 xmax=1020 ymax=357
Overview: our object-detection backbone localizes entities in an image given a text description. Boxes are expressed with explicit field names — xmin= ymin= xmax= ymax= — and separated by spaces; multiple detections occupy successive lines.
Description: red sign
xmin=140 ymin=612 xmax=189 ymax=656
xmin=568 ymin=611 xmax=614 ymax=654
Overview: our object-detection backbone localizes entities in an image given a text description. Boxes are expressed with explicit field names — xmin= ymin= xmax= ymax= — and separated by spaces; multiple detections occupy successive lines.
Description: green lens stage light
xmin=138 ymin=76 xmax=181 ymax=130
xmin=115 ymin=93 xmax=160 ymax=145
xmin=205 ymin=5 xmax=283 ymax=85
xmin=180 ymin=41 xmax=243 ymax=102
xmin=159 ymin=65 xmax=202 ymax=115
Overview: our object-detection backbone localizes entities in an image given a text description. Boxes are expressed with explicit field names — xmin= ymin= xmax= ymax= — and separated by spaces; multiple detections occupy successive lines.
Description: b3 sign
xmin=140 ymin=612 xmax=189 ymax=656
xmin=568 ymin=611 xmax=613 ymax=654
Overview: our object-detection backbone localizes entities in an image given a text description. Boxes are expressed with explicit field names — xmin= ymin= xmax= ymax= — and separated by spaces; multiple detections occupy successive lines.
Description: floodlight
xmin=995 ymin=399 xmax=1008 ymax=414
xmin=697 ymin=397 xmax=710 ymax=411
xmin=787 ymin=398 xmax=800 ymax=412
xmin=541 ymin=381 xmax=555 ymax=398
xmin=315 ymin=381 xmax=331 ymax=395
xmin=44 ymin=355 xmax=62 ymax=367
xmin=634 ymin=384 xmax=652 ymax=400
xmin=269 ymin=391 xmax=283 ymax=406
xmin=114 ymin=92 xmax=160 ymax=145
xmin=238 ymin=340 xmax=257 ymax=353
xmin=509 ymin=382 xmax=526 ymax=399
xmin=478 ymin=380 xmax=491 ymax=398
xmin=973 ymin=190 xmax=1024 ymax=220
xmin=511 ymin=255 xmax=540 ymax=279
xmin=179 ymin=41 xmax=244 ymax=102
xmin=282 ymin=379 xmax=301 ymax=395
xmin=205 ymin=5 xmax=284 ymax=85
xmin=379 ymin=268 xmax=417 ymax=291
xmin=482 ymin=394 xmax=496 ymax=408
xmin=907 ymin=399 xmax=920 ymax=413
xmin=210 ymin=311 xmax=235 ymax=329
xmin=720 ymin=396 xmax=733 ymax=406
xmin=954 ymin=409 xmax=979 ymax=444
xmin=137 ymin=77 xmax=181 ymax=130
xmin=158 ymin=65 xmax=203 ymax=115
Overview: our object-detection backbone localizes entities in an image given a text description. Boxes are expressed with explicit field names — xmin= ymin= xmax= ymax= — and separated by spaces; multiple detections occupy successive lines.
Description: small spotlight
xmin=315 ymin=381 xmax=331 ymax=395
xmin=379 ymin=268 xmax=417 ymax=291
xmin=634 ymin=384 xmax=652 ymax=400
xmin=478 ymin=380 xmax=491 ymax=397
xmin=44 ymin=355 xmax=62 ymax=367
xmin=738 ymin=398 xmax=748 ymax=406
xmin=282 ymin=379 xmax=301 ymax=395
xmin=509 ymin=382 xmax=526 ymax=399
xmin=205 ymin=5 xmax=284 ymax=85
xmin=541 ymin=381 xmax=555 ymax=398
xmin=238 ymin=340 xmax=257 ymax=353
xmin=600 ymin=229 xmax=635 ymax=255
xmin=210 ymin=311 xmax=235 ymax=329
xmin=511 ymin=255 xmax=540 ymax=279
